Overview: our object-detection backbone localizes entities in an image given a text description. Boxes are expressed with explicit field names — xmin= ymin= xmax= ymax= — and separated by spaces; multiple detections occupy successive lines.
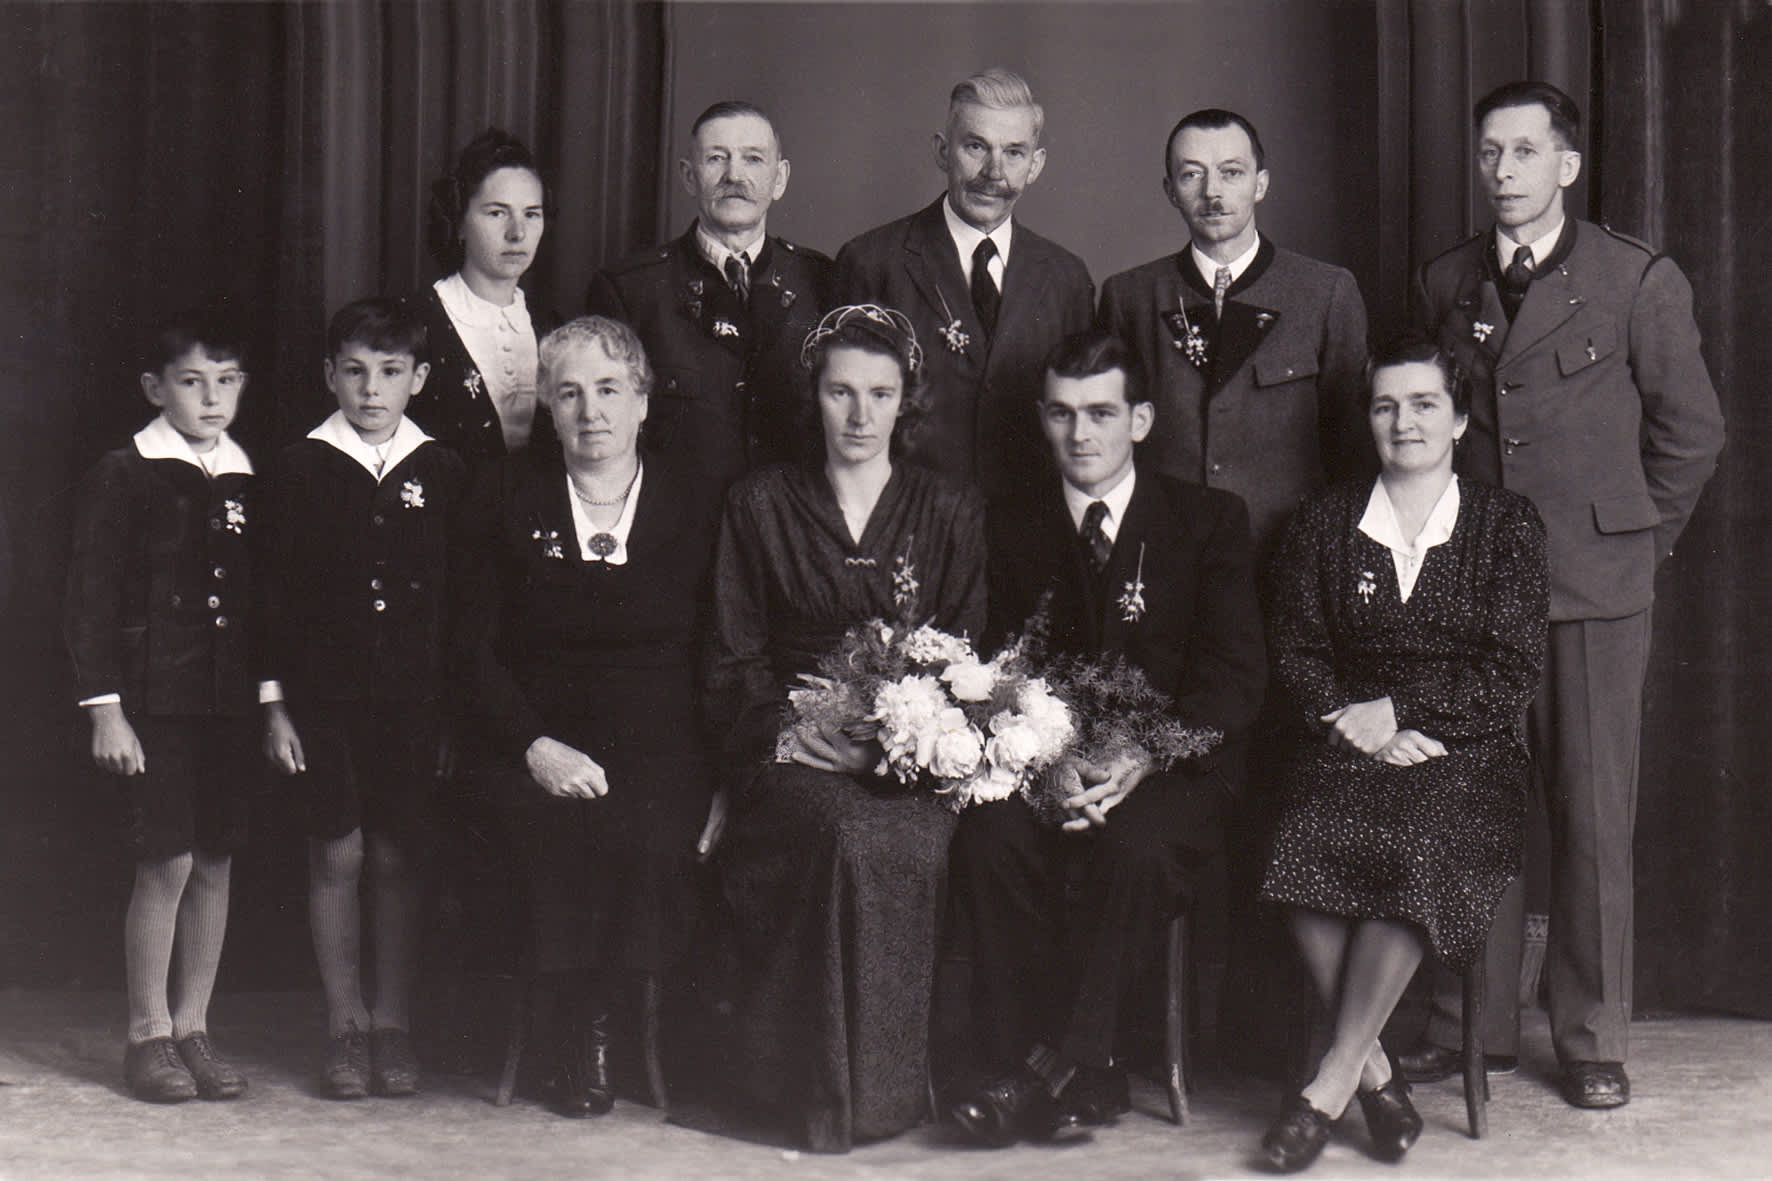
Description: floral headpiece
xmin=798 ymin=304 xmax=925 ymax=379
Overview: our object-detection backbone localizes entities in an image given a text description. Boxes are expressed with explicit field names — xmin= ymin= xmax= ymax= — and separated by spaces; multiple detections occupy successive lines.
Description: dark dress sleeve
xmin=704 ymin=481 xmax=784 ymax=778
xmin=453 ymin=461 xmax=549 ymax=758
xmin=1389 ymin=496 xmax=1549 ymax=741
xmin=1264 ymin=494 xmax=1357 ymax=728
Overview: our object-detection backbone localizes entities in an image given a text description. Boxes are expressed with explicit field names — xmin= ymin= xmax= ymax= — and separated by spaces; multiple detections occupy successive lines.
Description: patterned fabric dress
xmin=1258 ymin=478 xmax=1548 ymax=969
xmin=705 ymin=460 xmax=987 ymax=1151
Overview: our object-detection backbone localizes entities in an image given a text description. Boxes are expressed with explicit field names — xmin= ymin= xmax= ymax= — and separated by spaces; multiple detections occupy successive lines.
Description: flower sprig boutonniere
xmin=533 ymin=526 xmax=564 ymax=561
xmin=1164 ymin=304 xmax=1209 ymax=370
xmin=400 ymin=478 xmax=426 ymax=509
xmin=1116 ymin=542 xmax=1148 ymax=623
xmin=892 ymin=537 xmax=921 ymax=614
xmin=932 ymin=288 xmax=971 ymax=355
xmin=1472 ymin=321 xmax=1495 ymax=344
xmin=222 ymin=499 xmax=247 ymax=535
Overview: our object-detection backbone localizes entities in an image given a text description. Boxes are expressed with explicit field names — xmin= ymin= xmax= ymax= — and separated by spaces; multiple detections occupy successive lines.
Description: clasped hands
xmin=1320 ymin=696 xmax=1446 ymax=766
xmin=1058 ymin=752 xmax=1153 ymax=833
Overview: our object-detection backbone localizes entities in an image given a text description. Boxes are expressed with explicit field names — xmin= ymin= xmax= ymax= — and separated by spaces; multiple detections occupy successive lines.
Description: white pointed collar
xmin=308 ymin=410 xmax=431 ymax=482
xmin=1359 ymin=475 xmax=1460 ymax=603
xmin=134 ymin=414 xmax=254 ymax=476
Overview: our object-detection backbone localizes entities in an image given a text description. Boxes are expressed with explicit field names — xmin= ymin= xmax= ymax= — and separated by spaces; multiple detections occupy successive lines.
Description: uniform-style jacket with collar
xmin=257 ymin=426 xmax=467 ymax=705
xmin=832 ymin=196 xmax=1095 ymax=502
xmin=404 ymin=283 xmax=562 ymax=468
xmin=587 ymin=224 xmax=831 ymax=492
xmin=65 ymin=443 xmax=256 ymax=717
xmin=1411 ymin=219 xmax=1724 ymax=621
xmin=1099 ymin=237 xmax=1369 ymax=559
xmin=986 ymin=467 xmax=1267 ymax=846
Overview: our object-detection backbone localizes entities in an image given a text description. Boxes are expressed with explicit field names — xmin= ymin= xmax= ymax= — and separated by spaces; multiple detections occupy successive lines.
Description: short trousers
xmin=118 ymin=715 xmax=256 ymax=860
xmin=289 ymin=700 xmax=442 ymax=844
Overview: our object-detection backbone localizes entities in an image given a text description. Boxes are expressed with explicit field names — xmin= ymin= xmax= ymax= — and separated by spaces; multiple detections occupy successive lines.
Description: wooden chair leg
xmin=641 ymin=973 xmax=668 ymax=1109
xmin=496 ymin=967 xmax=532 ymax=1107
xmin=1164 ymin=913 xmax=1190 ymax=1125
xmin=1461 ymin=941 xmax=1488 ymax=1139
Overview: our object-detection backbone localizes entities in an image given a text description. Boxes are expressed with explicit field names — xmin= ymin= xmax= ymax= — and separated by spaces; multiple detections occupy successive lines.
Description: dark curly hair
xmin=1363 ymin=332 xmax=1471 ymax=417
xmin=424 ymin=128 xmax=553 ymax=274
xmin=800 ymin=306 xmax=930 ymax=458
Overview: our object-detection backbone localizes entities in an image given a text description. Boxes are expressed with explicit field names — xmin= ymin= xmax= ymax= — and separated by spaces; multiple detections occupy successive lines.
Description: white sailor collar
xmin=308 ymin=409 xmax=432 ymax=482
xmin=134 ymin=414 xmax=254 ymax=476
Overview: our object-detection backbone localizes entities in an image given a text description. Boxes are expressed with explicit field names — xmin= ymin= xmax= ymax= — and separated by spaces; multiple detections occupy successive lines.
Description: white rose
xmin=985 ymin=716 xmax=1046 ymax=781
xmin=872 ymin=674 xmax=948 ymax=765
xmin=928 ymin=709 xmax=985 ymax=780
xmin=941 ymin=659 xmax=996 ymax=702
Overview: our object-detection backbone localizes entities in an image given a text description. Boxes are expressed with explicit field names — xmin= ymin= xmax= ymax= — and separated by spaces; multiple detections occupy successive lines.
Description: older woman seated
xmin=1256 ymin=339 xmax=1548 ymax=1171
xmin=455 ymin=316 xmax=718 ymax=1117
xmin=703 ymin=305 xmax=987 ymax=1152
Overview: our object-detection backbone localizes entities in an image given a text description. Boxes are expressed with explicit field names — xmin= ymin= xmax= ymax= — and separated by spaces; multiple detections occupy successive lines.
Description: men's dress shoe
xmin=370 ymin=1028 xmax=420 ymax=1097
xmin=176 ymin=1033 xmax=247 ymax=1100
xmin=1065 ymin=1065 xmax=1131 ymax=1126
xmin=1396 ymin=1042 xmax=1518 ymax=1084
xmin=323 ymin=1030 xmax=372 ymax=1099
xmin=951 ymin=1068 xmax=1085 ymax=1148
xmin=1561 ymin=1061 xmax=1629 ymax=1109
xmin=555 ymin=1013 xmax=614 ymax=1118
xmin=124 ymin=1037 xmax=199 ymax=1103
xmin=1356 ymin=1072 xmax=1422 ymax=1161
xmin=1261 ymin=1093 xmax=1334 ymax=1173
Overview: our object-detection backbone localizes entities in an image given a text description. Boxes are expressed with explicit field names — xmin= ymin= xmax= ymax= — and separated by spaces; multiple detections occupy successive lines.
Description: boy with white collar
xmin=65 ymin=310 xmax=262 ymax=1103
xmin=260 ymin=297 xmax=466 ymax=1099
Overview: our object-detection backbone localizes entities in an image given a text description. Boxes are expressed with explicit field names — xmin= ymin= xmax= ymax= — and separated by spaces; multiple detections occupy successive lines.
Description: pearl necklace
xmin=568 ymin=463 xmax=640 ymax=558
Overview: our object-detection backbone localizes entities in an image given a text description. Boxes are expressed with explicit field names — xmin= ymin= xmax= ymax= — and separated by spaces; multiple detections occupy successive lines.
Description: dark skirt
xmin=718 ymin=763 xmax=957 ymax=1152
xmin=1258 ymin=736 xmax=1527 ymax=970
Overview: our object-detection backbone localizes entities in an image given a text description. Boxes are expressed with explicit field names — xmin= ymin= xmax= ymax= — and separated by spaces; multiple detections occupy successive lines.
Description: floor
xmin=2 ymin=990 xmax=1768 ymax=1180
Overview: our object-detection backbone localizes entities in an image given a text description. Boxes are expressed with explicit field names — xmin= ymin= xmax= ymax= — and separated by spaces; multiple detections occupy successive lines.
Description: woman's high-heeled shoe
xmin=1357 ymin=1053 xmax=1423 ymax=1162
xmin=1262 ymin=1092 xmax=1334 ymax=1172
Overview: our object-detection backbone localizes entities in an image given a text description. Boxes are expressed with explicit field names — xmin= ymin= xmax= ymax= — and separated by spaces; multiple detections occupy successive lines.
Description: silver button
xmin=373 ymin=599 xmax=386 ymax=613
xmin=213 ymin=566 xmax=226 ymax=580
xmin=215 ymin=615 xmax=229 ymax=629
xmin=206 ymin=595 xmax=221 ymax=609
xmin=371 ymin=578 xmax=383 ymax=591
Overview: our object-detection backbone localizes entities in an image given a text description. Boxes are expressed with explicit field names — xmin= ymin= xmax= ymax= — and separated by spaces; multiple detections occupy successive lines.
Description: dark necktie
xmin=1500 ymin=243 xmax=1533 ymax=321
xmin=971 ymin=238 xmax=1000 ymax=336
xmin=1213 ymin=265 xmax=1232 ymax=319
xmin=724 ymin=252 xmax=750 ymax=302
xmin=1080 ymin=500 xmax=1112 ymax=575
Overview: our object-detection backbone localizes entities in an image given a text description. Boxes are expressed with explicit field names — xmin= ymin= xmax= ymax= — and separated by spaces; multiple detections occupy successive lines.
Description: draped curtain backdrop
xmin=1376 ymin=0 xmax=1772 ymax=1017
xmin=0 ymin=0 xmax=664 ymax=988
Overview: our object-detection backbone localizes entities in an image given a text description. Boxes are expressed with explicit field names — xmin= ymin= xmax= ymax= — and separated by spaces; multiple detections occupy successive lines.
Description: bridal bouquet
xmin=775 ymin=621 xmax=1075 ymax=810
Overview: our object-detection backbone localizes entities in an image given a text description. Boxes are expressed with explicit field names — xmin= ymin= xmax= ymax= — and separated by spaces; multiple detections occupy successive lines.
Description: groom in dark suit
xmin=830 ymin=68 xmax=1094 ymax=501
xmin=947 ymin=329 xmax=1266 ymax=1146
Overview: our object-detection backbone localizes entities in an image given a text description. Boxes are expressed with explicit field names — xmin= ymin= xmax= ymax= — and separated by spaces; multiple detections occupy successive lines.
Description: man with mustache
xmin=1400 ymin=81 xmax=1723 ymax=1112
xmin=830 ymin=68 xmax=1094 ymax=501
xmin=588 ymin=101 xmax=829 ymax=491
xmin=1100 ymin=108 xmax=1368 ymax=561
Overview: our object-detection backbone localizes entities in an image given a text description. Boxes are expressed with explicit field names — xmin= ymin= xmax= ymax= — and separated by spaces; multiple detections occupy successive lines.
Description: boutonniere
xmin=1356 ymin=570 xmax=1377 ymax=604
xmin=891 ymin=537 xmax=920 ymax=612
xmin=222 ymin=499 xmax=246 ymax=535
xmin=464 ymin=369 xmax=485 ymax=399
xmin=1116 ymin=542 xmax=1147 ymax=623
xmin=1472 ymin=321 xmax=1495 ymax=343
xmin=533 ymin=527 xmax=564 ymax=561
xmin=1255 ymin=311 xmax=1276 ymax=330
xmin=932 ymin=288 xmax=970 ymax=354
xmin=400 ymin=478 xmax=425 ymax=509
xmin=712 ymin=318 xmax=741 ymax=338
xmin=1164 ymin=305 xmax=1209 ymax=370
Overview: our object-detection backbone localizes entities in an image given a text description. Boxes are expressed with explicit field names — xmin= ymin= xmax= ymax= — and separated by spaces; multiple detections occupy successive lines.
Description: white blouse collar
xmin=566 ymin=461 xmax=644 ymax=565
xmin=1359 ymin=475 xmax=1460 ymax=603
xmin=434 ymin=271 xmax=531 ymax=332
xmin=134 ymin=414 xmax=254 ymax=476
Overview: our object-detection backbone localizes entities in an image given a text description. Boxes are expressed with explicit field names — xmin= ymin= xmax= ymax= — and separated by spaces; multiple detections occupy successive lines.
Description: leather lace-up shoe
xmin=323 ymin=1029 xmax=371 ymax=1099
xmin=1396 ymin=1042 xmax=1517 ymax=1084
xmin=370 ymin=1028 xmax=420 ymax=1097
xmin=1561 ymin=1061 xmax=1629 ymax=1109
xmin=952 ymin=1068 xmax=1085 ymax=1148
xmin=176 ymin=1033 xmax=247 ymax=1100
xmin=1356 ymin=1073 xmax=1422 ymax=1161
xmin=1261 ymin=1093 xmax=1334 ymax=1173
xmin=125 ymin=1037 xmax=199 ymax=1103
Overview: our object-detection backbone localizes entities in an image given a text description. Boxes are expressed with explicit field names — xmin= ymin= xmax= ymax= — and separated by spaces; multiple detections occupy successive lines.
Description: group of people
xmin=65 ymin=65 xmax=1722 ymax=1173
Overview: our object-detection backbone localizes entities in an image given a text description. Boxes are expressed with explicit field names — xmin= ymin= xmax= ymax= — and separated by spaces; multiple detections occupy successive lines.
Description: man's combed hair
xmin=1365 ymin=332 xmax=1471 ymax=416
xmin=1165 ymin=107 xmax=1266 ymax=172
xmin=949 ymin=67 xmax=1044 ymax=141
xmin=327 ymin=297 xmax=429 ymax=364
xmin=145 ymin=305 xmax=251 ymax=373
xmin=537 ymin=316 xmax=655 ymax=400
xmin=1474 ymin=81 xmax=1583 ymax=151
xmin=1042 ymin=328 xmax=1148 ymax=408
xmin=689 ymin=100 xmax=781 ymax=152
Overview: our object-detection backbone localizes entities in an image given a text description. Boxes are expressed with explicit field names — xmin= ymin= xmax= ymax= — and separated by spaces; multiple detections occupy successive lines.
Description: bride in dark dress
xmin=704 ymin=305 xmax=988 ymax=1152
xmin=1256 ymin=340 xmax=1548 ymax=1171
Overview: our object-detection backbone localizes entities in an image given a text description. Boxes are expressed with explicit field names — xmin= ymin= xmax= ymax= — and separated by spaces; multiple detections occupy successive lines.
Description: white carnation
xmin=941 ymin=659 xmax=996 ymax=702
xmin=871 ymin=675 xmax=948 ymax=767
xmin=928 ymin=708 xmax=985 ymax=780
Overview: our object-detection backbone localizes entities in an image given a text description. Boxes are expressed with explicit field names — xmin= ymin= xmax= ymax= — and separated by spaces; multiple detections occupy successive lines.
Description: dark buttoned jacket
xmin=65 ymin=448 xmax=256 ymax=717
xmin=1411 ymin=220 xmax=1724 ymax=621
xmin=987 ymin=467 xmax=1267 ymax=847
xmin=257 ymin=436 xmax=467 ymax=705
xmin=1099 ymin=238 xmax=1369 ymax=557
xmin=587 ymin=225 xmax=831 ymax=491
xmin=405 ymin=285 xmax=561 ymax=468
xmin=832 ymin=197 xmax=1095 ymax=501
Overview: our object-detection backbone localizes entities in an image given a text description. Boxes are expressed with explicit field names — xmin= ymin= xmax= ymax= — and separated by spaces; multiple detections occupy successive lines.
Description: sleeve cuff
xmin=78 ymin=693 xmax=122 ymax=708
xmin=259 ymin=680 xmax=284 ymax=704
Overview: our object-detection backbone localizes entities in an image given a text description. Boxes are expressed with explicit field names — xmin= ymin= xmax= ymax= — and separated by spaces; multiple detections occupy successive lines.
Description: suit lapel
xmin=988 ymin=230 xmax=1047 ymax=370
xmin=1034 ymin=482 xmax=1101 ymax=652
xmin=1498 ymin=256 xmax=1584 ymax=366
xmin=747 ymin=239 xmax=806 ymax=350
xmin=1441 ymin=254 xmax=1506 ymax=369
xmin=904 ymin=199 xmax=981 ymax=365
xmin=1098 ymin=472 xmax=1159 ymax=647
xmin=1211 ymin=300 xmax=1280 ymax=392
